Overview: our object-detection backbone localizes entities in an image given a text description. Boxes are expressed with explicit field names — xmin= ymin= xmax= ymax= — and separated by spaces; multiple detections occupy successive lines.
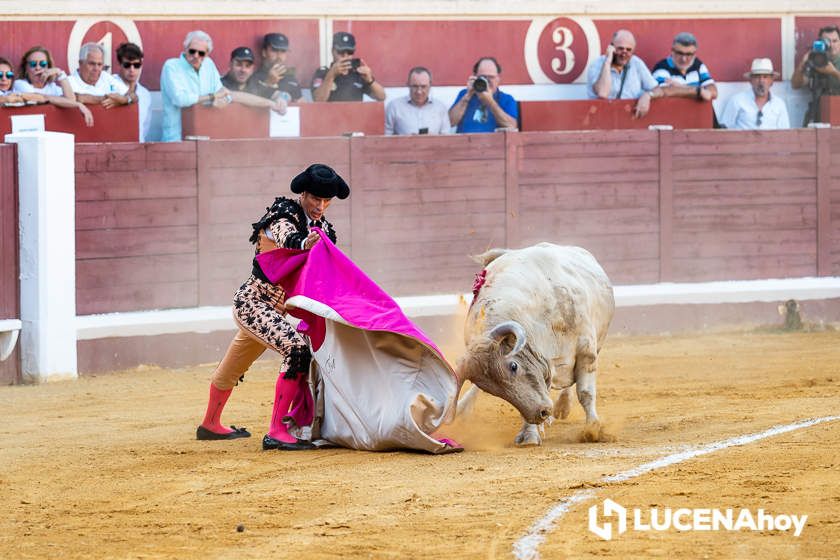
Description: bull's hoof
xmin=514 ymin=431 xmax=542 ymax=447
xmin=554 ymin=398 xmax=571 ymax=420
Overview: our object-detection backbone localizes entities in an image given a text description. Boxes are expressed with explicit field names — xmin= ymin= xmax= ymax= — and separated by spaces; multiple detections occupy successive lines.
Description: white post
xmin=5 ymin=131 xmax=77 ymax=383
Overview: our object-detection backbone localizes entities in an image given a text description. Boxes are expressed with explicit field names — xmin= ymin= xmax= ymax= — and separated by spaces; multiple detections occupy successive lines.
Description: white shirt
xmin=68 ymin=70 xmax=128 ymax=96
xmin=720 ymin=88 xmax=790 ymax=130
xmin=12 ymin=79 xmax=64 ymax=96
xmin=385 ymin=95 xmax=451 ymax=135
xmin=113 ymin=74 xmax=151 ymax=142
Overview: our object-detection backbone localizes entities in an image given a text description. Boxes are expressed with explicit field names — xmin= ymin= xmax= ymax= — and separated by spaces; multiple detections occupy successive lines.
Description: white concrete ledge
xmin=75 ymin=277 xmax=840 ymax=341
xmin=0 ymin=319 xmax=22 ymax=361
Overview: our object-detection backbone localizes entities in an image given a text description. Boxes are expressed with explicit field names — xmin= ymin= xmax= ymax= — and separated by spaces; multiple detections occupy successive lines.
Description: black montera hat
xmin=290 ymin=164 xmax=350 ymax=199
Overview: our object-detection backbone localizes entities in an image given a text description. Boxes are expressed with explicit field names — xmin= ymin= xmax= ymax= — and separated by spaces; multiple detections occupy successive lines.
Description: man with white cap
xmin=720 ymin=58 xmax=790 ymax=130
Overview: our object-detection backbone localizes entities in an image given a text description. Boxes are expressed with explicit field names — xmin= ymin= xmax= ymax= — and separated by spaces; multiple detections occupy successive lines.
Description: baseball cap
xmin=332 ymin=31 xmax=356 ymax=52
xmin=230 ymin=46 xmax=255 ymax=62
xmin=263 ymin=33 xmax=289 ymax=51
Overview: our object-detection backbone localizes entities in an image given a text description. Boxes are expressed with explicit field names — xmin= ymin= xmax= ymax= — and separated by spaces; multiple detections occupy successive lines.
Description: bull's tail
xmin=456 ymin=384 xmax=481 ymax=417
xmin=472 ymin=248 xmax=508 ymax=266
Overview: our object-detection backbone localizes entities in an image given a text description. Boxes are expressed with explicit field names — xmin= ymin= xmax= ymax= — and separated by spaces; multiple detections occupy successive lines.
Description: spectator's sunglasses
xmin=1 ymin=71 xmax=14 ymax=79
xmin=756 ymin=110 xmax=763 ymax=127
xmin=121 ymin=61 xmax=142 ymax=69
xmin=28 ymin=60 xmax=49 ymax=68
xmin=188 ymin=48 xmax=207 ymax=57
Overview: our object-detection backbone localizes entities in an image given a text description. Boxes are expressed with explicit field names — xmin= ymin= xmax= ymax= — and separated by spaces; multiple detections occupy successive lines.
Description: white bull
xmin=456 ymin=243 xmax=615 ymax=446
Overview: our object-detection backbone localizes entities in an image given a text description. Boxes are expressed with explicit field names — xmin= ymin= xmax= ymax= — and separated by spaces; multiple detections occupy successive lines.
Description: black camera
xmin=351 ymin=58 xmax=362 ymax=70
xmin=473 ymin=76 xmax=489 ymax=93
xmin=808 ymin=39 xmax=829 ymax=68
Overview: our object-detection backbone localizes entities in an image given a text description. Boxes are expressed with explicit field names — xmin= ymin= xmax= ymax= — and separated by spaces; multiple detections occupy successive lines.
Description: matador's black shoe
xmin=262 ymin=433 xmax=316 ymax=451
xmin=196 ymin=425 xmax=251 ymax=440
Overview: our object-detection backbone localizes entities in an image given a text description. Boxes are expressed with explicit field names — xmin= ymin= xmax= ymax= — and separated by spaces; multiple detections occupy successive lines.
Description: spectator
xmin=113 ymin=42 xmax=150 ymax=142
xmin=160 ymin=30 xmax=230 ymax=142
xmin=221 ymin=46 xmax=287 ymax=114
xmin=791 ymin=25 xmax=840 ymax=125
xmin=10 ymin=47 xmax=94 ymax=126
xmin=68 ymin=43 xmax=130 ymax=107
xmin=448 ymin=56 xmax=518 ymax=133
xmin=311 ymin=32 xmax=385 ymax=102
xmin=720 ymin=58 xmax=790 ymax=130
xmin=251 ymin=33 xmax=304 ymax=102
xmin=651 ymin=32 xmax=718 ymax=101
xmin=385 ymin=66 xmax=451 ymax=135
xmin=587 ymin=29 xmax=663 ymax=118
xmin=12 ymin=46 xmax=74 ymax=101
xmin=221 ymin=46 xmax=257 ymax=92
xmin=0 ymin=57 xmax=24 ymax=103
xmin=792 ymin=25 xmax=840 ymax=92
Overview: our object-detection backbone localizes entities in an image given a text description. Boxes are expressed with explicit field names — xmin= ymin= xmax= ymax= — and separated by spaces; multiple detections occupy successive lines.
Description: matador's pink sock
xmin=268 ymin=375 xmax=299 ymax=443
xmin=201 ymin=384 xmax=234 ymax=435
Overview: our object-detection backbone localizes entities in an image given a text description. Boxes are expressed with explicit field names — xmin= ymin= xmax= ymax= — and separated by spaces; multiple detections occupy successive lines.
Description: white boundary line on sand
xmin=512 ymin=415 xmax=840 ymax=560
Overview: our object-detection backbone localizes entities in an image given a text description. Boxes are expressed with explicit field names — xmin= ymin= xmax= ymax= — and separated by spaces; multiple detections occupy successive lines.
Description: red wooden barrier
xmin=519 ymin=98 xmax=714 ymax=131
xmin=75 ymin=142 xmax=199 ymax=314
xmin=298 ymin=102 xmax=385 ymax=137
xmin=0 ymin=144 xmax=20 ymax=384
xmin=181 ymin=103 xmax=269 ymax=140
xmin=180 ymin=101 xmax=386 ymax=140
xmin=195 ymin=137 xmax=352 ymax=305
xmin=819 ymin=95 xmax=840 ymax=125
xmin=0 ymin=103 xmax=138 ymax=142
xmin=69 ymin=129 xmax=837 ymax=317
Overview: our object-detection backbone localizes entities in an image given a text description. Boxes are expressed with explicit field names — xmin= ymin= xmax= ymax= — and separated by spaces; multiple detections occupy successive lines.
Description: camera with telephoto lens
xmin=809 ymin=39 xmax=829 ymax=68
xmin=473 ymin=75 xmax=489 ymax=92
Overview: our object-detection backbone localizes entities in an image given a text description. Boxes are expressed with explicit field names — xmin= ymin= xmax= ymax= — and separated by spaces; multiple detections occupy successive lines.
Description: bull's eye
xmin=509 ymin=361 xmax=518 ymax=374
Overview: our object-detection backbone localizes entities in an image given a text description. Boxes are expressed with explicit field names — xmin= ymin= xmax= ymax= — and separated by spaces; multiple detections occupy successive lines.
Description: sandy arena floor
xmin=0 ymin=329 xmax=838 ymax=559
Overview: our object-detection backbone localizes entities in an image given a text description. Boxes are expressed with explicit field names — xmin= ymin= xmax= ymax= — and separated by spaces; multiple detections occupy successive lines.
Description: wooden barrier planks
xmin=74 ymin=142 xmax=199 ymax=314
xmin=65 ymin=129 xmax=838 ymax=317
xmin=196 ymin=137 xmax=351 ymax=305
xmin=0 ymin=144 xmax=19 ymax=384
xmin=517 ymin=130 xmax=661 ymax=284
xmin=670 ymin=130 xmax=819 ymax=281
xmin=349 ymin=134 xmax=507 ymax=295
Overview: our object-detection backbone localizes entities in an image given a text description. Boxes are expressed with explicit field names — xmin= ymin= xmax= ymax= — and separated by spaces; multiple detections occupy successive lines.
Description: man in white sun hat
xmin=720 ymin=58 xmax=790 ymax=130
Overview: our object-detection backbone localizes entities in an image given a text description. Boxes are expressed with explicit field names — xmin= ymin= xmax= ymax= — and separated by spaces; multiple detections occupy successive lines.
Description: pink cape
xmin=256 ymin=229 xmax=460 ymax=453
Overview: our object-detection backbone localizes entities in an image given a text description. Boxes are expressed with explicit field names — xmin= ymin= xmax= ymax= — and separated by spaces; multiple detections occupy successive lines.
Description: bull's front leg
xmin=514 ymin=420 xmax=542 ymax=447
xmin=575 ymin=369 xmax=599 ymax=425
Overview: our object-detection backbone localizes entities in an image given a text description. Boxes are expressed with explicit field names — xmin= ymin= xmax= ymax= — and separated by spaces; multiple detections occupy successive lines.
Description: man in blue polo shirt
xmin=651 ymin=32 xmax=718 ymax=101
xmin=449 ymin=56 xmax=518 ymax=133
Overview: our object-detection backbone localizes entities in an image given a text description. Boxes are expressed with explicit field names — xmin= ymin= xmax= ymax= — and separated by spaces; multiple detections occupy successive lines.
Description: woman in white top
xmin=0 ymin=57 xmax=26 ymax=103
xmin=11 ymin=46 xmax=94 ymax=126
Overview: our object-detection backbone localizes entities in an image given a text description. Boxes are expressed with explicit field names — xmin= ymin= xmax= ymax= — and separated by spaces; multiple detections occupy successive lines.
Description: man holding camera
xmin=587 ymin=29 xmax=663 ymax=118
xmin=311 ymin=32 xmax=385 ymax=102
xmin=791 ymin=25 xmax=840 ymax=124
xmin=252 ymin=33 xmax=304 ymax=103
xmin=448 ymin=56 xmax=518 ymax=133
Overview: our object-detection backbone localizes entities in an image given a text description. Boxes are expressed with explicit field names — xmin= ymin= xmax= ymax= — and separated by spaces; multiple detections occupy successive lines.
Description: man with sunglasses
xmin=112 ymin=42 xmax=151 ymax=142
xmin=311 ymin=32 xmax=385 ymax=102
xmin=587 ymin=29 xmax=663 ymax=118
xmin=720 ymin=58 xmax=789 ymax=130
xmin=160 ymin=30 xmax=230 ymax=142
xmin=68 ymin=43 xmax=130 ymax=107
xmin=651 ymin=32 xmax=717 ymax=102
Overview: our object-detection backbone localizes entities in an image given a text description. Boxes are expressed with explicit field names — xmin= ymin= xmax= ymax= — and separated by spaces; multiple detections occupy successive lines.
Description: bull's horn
xmin=488 ymin=321 xmax=527 ymax=357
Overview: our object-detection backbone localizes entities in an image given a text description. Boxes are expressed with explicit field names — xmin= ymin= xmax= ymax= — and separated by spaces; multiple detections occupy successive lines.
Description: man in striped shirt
xmin=651 ymin=32 xmax=718 ymax=102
